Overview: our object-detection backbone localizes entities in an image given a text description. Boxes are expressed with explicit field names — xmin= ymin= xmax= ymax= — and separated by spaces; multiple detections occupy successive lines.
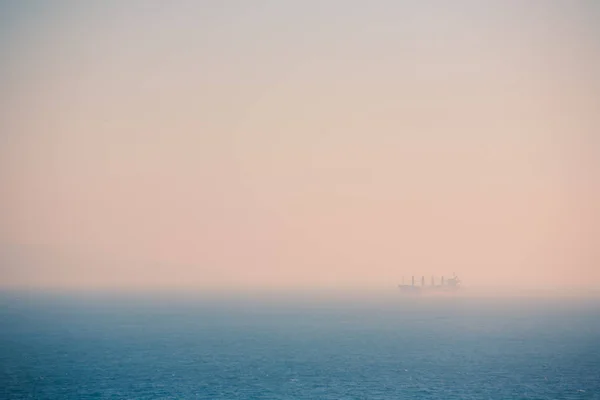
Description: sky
xmin=1 ymin=0 xmax=599 ymax=292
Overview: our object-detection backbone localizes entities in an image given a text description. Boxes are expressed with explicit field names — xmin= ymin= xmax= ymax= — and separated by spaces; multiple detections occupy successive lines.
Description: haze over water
xmin=1 ymin=292 xmax=599 ymax=399
xmin=1 ymin=1 xmax=600 ymax=399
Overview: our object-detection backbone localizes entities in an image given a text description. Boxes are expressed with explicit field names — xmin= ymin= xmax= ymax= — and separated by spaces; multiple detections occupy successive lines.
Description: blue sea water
xmin=1 ymin=292 xmax=599 ymax=399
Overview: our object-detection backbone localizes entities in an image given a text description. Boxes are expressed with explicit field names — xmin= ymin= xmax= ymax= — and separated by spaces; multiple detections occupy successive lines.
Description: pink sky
xmin=1 ymin=1 xmax=598 ymax=291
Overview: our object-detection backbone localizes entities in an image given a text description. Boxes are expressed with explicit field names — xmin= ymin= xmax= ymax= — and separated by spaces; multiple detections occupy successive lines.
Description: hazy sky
xmin=1 ymin=1 xmax=598 ymax=291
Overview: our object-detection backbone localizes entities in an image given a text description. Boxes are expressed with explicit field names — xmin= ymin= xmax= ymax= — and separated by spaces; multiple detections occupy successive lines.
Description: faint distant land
xmin=398 ymin=274 xmax=461 ymax=294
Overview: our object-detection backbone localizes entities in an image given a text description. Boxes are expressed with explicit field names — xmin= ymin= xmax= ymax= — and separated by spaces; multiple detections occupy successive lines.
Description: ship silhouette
xmin=398 ymin=274 xmax=461 ymax=294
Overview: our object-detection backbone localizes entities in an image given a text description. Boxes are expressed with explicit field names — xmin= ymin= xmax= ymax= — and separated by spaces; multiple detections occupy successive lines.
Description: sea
xmin=1 ymin=291 xmax=599 ymax=399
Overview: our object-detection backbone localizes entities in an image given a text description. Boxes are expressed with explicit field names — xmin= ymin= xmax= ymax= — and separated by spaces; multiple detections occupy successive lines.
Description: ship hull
xmin=398 ymin=285 xmax=421 ymax=294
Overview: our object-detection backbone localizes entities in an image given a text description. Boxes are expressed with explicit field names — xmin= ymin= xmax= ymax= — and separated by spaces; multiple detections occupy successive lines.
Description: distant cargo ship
xmin=398 ymin=274 xmax=461 ymax=294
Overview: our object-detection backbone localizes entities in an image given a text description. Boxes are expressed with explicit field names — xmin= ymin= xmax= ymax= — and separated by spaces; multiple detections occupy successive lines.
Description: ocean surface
xmin=1 ymin=292 xmax=599 ymax=399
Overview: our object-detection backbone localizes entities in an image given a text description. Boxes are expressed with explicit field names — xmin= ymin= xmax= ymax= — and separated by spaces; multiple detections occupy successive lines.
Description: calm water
xmin=1 ymin=292 xmax=599 ymax=399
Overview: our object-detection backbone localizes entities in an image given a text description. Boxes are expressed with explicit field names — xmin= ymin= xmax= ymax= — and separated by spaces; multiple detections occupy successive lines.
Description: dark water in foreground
xmin=1 ymin=292 xmax=599 ymax=399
